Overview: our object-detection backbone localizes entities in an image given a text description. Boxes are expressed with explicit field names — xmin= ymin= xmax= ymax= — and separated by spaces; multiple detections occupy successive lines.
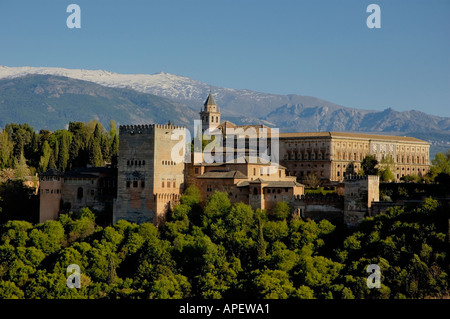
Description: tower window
xmin=77 ymin=187 xmax=83 ymax=199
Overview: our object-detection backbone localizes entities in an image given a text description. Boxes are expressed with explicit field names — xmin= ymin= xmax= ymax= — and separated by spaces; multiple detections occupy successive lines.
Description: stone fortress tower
xmin=113 ymin=124 xmax=186 ymax=226
xmin=39 ymin=169 xmax=62 ymax=223
xmin=343 ymin=175 xmax=380 ymax=227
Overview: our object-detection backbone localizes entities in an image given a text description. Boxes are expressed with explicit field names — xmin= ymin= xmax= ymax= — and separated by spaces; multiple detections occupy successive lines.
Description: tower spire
xmin=200 ymin=92 xmax=221 ymax=133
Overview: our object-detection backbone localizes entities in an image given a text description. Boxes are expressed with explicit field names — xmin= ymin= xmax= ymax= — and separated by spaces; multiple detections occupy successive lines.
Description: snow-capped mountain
xmin=0 ymin=65 xmax=244 ymax=114
xmin=1 ymin=65 xmax=449 ymax=159
xmin=0 ymin=65 xmax=292 ymax=118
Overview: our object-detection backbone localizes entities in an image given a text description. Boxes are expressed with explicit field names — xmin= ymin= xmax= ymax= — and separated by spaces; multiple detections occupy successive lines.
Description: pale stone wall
xmin=39 ymin=177 xmax=62 ymax=223
xmin=343 ymin=175 xmax=379 ymax=227
xmin=280 ymin=133 xmax=430 ymax=183
xmin=113 ymin=124 xmax=185 ymax=226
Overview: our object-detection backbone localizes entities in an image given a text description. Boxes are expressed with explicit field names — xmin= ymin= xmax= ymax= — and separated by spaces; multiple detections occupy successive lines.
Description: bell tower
xmin=200 ymin=93 xmax=221 ymax=133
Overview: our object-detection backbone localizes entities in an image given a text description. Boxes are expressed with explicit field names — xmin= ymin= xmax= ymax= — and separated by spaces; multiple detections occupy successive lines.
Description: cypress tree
xmin=38 ymin=141 xmax=52 ymax=173
xmin=256 ymin=217 xmax=266 ymax=258
xmin=48 ymin=151 xmax=56 ymax=169
xmin=110 ymin=134 xmax=119 ymax=167
xmin=58 ymin=133 xmax=70 ymax=172
xmin=88 ymin=137 xmax=103 ymax=167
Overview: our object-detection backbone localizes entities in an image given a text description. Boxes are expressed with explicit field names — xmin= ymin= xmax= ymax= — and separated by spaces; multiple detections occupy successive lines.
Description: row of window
xmin=202 ymin=116 xmax=219 ymax=123
xmin=126 ymin=180 xmax=145 ymax=188
xmin=162 ymin=160 xmax=176 ymax=166
xmin=285 ymin=151 xmax=326 ymax=160
xmin=162 ymin=179 xmax=176 ymax=188
xmin=396 ymin=155 xmax=428 ymax=164
xmin=127 ymin=160 xmax=146 ymax=166
xmin=266 ymin=188 xmax=290 ymax=194
xmin=286 ymin=142 xmax=327 ymax=148
xmin=293 ymin=171 xmax=325 ymax=177
xmin=43 ymin=189 xmax=61 ymax=194
xmin=336 ymin=152 xmax=365 ymax=161
xmin=292 ymin=163 xmax=325 ymax=168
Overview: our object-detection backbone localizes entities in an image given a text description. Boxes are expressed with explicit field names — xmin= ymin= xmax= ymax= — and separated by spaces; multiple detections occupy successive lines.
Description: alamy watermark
xmin=170 ymin=120 xmax=279 ymax=171
xmin=366 ymin=264 xmax=381 ymax=288
xmin=66 ymin=264 xmax=81 ymax=289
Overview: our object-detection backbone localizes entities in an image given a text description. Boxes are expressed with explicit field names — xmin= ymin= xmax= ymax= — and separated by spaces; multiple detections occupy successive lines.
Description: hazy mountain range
xmin=0 ymin=65 xmax=449 ymax=157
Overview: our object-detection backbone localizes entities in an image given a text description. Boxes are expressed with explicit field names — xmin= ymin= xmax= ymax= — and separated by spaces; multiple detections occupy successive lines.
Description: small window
xmin=133 ymin=181 xmax=138 ymax=188
xmin=126 ymin=181 xmax=130 ymax=188
xmin=141 ymin=181 xmax=145 ymax=188
xmin=77 ymin=187 xmax=83 ymax=199
xmin=195 ymin=168 xmax=199 ymax=174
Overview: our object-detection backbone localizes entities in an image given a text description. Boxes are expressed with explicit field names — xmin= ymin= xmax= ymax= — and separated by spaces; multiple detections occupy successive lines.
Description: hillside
xmin=0 ymin=66 xmax=448 ymax=157
xmin=0 ymin=74 xmax=197 ymax=130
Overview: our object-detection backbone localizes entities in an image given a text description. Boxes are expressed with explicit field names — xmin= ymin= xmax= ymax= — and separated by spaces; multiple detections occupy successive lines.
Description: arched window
xmin=77 ymin=187 xmax=83 ymax=199
xmin=253 ymin=188 xmax=258 ymax=195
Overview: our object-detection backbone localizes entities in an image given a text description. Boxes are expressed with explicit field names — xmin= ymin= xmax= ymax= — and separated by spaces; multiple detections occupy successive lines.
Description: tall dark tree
xmin=110 ymin=134 xmax=119 ymax=168
xmin=88 ymin=136 xmax=103 ymax=167
xmin=361 ymin=154 xmax=379 ymax=175
xmin=68 ymin=122 xmax=90 ymax=169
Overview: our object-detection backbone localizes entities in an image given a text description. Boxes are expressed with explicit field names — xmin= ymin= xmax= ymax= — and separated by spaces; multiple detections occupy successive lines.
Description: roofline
xmin=279 ymin=131 xmax=429 ymax=144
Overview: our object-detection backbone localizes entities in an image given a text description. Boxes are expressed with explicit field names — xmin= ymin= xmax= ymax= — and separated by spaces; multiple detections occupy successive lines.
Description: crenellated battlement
xmin=119 ymin=124 xmax=186 ymax=135
xmin=344 ymin=174 xmax=379 ymax=182
xmin=291 ymin=193 xmax=344 ymax=204
xmin=154 ymin=124 xmax=185 ymax=130
xmin=119 ymin=124 xmax=154 ymax=134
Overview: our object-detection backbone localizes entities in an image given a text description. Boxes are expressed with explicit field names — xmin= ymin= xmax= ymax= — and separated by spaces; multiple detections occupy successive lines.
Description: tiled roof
xmin=41 ymin=168 xmax=62 ymax=176
xmin=197 ymin=170 xmax=248 ymax=179
xmin=280 ymin=131 xmax=428 ymax=143
xmin=204 ymin=93 xmax=216 ymax=106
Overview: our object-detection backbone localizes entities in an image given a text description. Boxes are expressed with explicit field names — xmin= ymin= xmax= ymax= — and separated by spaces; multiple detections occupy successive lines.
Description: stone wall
xmin=343 ymin=175 xmax=379 ymax=227
xmin=113 ymin=124 xmax=185 ymax=226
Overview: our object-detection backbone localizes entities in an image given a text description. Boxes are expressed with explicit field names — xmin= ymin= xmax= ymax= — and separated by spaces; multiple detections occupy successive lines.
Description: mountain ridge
xmin=0 ymin=66 xmax=449 ymax=157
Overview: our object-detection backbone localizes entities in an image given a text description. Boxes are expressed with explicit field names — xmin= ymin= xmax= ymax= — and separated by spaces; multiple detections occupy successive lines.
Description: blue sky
xmin=0 ymin=0 xmax=449 ymax=117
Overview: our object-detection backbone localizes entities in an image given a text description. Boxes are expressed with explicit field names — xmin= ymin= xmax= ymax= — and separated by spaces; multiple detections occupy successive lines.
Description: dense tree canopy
xmin=0 ymin=121 xmax=118 ymax=181
xmin=0 ymin=190 xmax=448 ymax=299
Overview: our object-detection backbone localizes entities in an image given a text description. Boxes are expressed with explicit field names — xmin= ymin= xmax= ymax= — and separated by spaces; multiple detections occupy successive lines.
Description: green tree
xmin=88 ymin=136 xmax=103 ymax=167
xmin=304 ymin=173 xmax=320 ymax=188
xmin=110 ymin=134 xmax=119 ymax=167
xmin=361 ymin=154 xmax=379 ymax=175
xmin=13 ymin=151 xmax=31 ymax=178
xmin=273 ymin=201 xmax=290 ymax=221
xmin=430 ymin=152 xmax=450 ymax=178
xmin=0 ymin=129 xmax=14 ymax=169
xmin=38 ymin=141 xmax=52 ymax=173
xmin=68 ymin=122 xmax=90 ymax=169
xmin=109 ymin=120 xmax=118 ymax=141
xmin=379 ymin=155 xmax=395 ymax=182
xmin=251 ymin=269 xmax=298 ymax=299
xmin=54 ymin=129 xmax=72 ymax=172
